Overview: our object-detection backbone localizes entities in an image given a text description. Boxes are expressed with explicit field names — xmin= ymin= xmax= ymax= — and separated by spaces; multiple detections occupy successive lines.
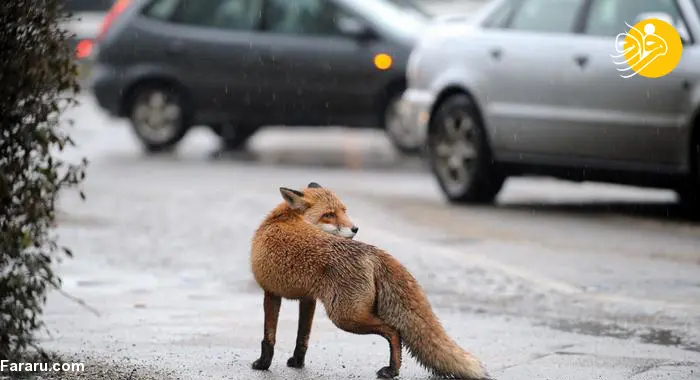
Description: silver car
xmin=401 ymin=0 xmax=700 ymax=211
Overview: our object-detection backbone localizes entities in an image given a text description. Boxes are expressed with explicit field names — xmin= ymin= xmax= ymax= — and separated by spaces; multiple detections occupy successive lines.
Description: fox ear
xmin=307 ymin=182 xmax=322 ymax=189
xmin=280 ymin=187 xmax=308 ymax=210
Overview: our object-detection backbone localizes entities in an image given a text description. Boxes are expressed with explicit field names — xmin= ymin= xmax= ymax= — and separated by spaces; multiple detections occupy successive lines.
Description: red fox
xmin=250 ymin=182 xmax=491 ymax=379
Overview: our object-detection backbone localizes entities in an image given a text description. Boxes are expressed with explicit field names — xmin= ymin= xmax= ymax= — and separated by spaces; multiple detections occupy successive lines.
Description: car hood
xmin=421 ymin=18 xmax=479 ymax=43
xmin=393 ymin=14 xmax=478 ymax=46
xmin=433 ymin=13 xmax=473 ymax=23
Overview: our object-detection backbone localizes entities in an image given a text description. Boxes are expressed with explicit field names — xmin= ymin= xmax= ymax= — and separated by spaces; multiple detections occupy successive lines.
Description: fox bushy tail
xmin=373 ymin=252 xmax=490 ymax=379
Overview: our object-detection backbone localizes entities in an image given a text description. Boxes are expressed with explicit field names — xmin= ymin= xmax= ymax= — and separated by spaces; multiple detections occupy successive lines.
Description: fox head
xmin=279 ymin=182 xmax=358 ymax=239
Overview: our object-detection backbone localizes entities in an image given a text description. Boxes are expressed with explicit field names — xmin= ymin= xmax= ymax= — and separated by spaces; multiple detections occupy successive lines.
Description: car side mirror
xmin=634 ymin=12 xmax=691 ymax=44
xmin=337 ymin=17 xmax=377 ymax=41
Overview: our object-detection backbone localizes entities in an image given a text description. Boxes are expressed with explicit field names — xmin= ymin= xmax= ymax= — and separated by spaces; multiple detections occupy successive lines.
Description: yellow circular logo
xmin=621 ymin=19 xmax=683 ymax=78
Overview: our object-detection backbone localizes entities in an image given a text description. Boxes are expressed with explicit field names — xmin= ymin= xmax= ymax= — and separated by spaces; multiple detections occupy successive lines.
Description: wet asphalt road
xmin=30 ymin=93 xmax=700 ymax=380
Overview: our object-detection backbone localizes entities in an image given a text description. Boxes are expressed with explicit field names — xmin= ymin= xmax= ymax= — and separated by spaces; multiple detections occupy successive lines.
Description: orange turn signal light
xmin=374 ymin=53 xmax=393 ymax=70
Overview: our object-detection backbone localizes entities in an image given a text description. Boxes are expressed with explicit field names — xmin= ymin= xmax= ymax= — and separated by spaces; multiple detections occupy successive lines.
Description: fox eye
xmin=323 ymin=212 xmax=335 ymax=218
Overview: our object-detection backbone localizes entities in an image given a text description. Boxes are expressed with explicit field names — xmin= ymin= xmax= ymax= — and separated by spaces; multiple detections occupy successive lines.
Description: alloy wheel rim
xmin=132 ymin=91 xmax=182 ymax=144
xmin=432 ymin=110 xmax=478 ymax=195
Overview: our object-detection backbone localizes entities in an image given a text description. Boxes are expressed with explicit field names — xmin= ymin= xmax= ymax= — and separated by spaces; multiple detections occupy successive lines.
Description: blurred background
xmin=45 ymin=0 xmax=700 ymax=378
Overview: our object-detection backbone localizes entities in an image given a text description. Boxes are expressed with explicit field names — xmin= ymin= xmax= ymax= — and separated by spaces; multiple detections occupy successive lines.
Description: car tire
xmin=211 ymin=123 xmax=259 ymax=151
xmin=384 ymin=92 xmax=422 ymax=155
xmin=427 ymin=93 xmax=505 ymax=204
xmin=127 ymin=83 xmax=191 ymax=153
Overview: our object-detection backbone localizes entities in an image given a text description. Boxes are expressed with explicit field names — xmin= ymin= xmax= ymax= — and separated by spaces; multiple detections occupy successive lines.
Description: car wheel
xmin=128 ymin=84 xmax=190 ymax=153
xmin=384 ymin=93 xmax=422 ymax=155
xmin=211 ymin=123 xmax=259 ymax=151
xmin=427 ymin=93 xmax=504 ymax=204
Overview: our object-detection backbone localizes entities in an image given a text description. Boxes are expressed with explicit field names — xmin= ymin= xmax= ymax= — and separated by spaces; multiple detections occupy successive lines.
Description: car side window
xmin=507 ymin=0 xmax=584 ymax=33
xmin=173 ymin=0 xmax=261 ymax=30
xmin=482 ymin=0 xmax=518 ymax=29
xmin=263 ymin=0 xmax=344 ymax=36
xmin=143 ymin=0 xmax=180 ymax=21
xmin=585 ymin=0 xmax=683 ymax=37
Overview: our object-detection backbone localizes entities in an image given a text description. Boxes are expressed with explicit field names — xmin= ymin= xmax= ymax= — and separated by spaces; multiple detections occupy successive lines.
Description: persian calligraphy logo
xmin=611 ymin=18 xmax=683 ymax=79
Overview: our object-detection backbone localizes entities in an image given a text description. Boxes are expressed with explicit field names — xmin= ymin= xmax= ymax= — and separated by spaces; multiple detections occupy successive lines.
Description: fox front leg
xmin=252 ymin=291 xmax=281 ymax=370
xmin=287 ymin=298 xmax=316 ymax=368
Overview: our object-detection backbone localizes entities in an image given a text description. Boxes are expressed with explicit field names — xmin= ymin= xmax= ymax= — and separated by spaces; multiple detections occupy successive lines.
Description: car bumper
xmin=87 ymin=63 xmax=123 ymax=117
xmin=75 ymin=56 xmax=97 ymax=88
xmin=399 ymin=89 xmax=435 ymax=144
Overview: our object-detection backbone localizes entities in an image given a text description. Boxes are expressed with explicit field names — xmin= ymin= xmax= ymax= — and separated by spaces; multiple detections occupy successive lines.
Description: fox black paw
xmin=251 ymin=358 xmax=271 ymax=371
xmin=376 ymin=366 xmax=399 ymax=378
xmin=287 ymin=356 xmax=305 ymax=368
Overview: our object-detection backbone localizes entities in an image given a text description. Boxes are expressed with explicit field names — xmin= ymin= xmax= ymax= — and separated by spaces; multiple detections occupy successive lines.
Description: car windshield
xmin=64 ymin=0 xmax=114 ymax=12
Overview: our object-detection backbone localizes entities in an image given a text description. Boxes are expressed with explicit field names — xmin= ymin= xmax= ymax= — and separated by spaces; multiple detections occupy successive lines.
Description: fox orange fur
xmin=250 ymin=182 xmax=491 ymax=379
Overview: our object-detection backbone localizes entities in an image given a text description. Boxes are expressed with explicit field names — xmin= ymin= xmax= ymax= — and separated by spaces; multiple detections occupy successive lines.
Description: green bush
xmin=0 ymin=0 xmax=87 ymax=362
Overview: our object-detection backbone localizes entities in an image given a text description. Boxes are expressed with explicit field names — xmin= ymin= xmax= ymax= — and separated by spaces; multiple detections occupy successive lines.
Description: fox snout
xmin=321 ymin=224 xmax=359 ymax=239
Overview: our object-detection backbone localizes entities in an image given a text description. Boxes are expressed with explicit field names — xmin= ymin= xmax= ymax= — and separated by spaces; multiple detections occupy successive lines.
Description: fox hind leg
xmin=287 ymin=298 xmax=316 ymax=368
xmin=252 ymin=291 xmax=281 ymax=371
xmin=330 ymin=312 xmax=402 ymax=378
xmin=377 ymin=331 xmax=402 ymax=379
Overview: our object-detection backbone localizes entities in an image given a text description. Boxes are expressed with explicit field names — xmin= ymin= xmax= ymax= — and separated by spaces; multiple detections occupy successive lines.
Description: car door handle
xmin=574 ymin=55 xmax=589 ymax=68
xmin=489 ymin=47 xmax=503 ymax=61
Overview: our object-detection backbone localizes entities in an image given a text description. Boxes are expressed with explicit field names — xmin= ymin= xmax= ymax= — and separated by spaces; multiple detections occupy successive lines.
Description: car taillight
xmin=97 ymin=0 xmax=131 ymax=41
xmin=75 ymin=39 xmax=94 ymax=59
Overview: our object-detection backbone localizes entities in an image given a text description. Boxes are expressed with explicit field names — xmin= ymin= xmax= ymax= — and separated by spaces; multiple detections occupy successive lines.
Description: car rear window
xmin=585 ymin=0 xmax=682 ymax=37
xmin=65 ymin=0 xmax=115 ymax=12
